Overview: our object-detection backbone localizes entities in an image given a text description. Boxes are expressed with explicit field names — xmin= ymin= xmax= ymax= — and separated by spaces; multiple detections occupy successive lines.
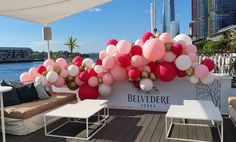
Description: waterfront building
xmin=190 ymin=0 xmax=236 ymax=40
xmin=0 ymin=47 xmax=34 ymax=62
xmin=161 ymin=0 xmax=179 ymax=37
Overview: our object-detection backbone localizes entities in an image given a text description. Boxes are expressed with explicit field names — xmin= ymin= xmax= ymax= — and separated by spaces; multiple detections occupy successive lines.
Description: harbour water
xmin=0 ymin=61 xmax=43 ymax=82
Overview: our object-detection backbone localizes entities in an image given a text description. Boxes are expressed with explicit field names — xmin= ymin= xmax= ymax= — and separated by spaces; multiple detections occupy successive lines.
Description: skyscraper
xmin=161 ymin=0 xmax=179 ymax=37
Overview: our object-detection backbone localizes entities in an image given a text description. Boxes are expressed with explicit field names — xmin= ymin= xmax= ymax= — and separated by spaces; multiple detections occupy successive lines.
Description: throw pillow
xmin=34 ymin=83 xmax=50 ymax=99
xmin=16 ymin=83 xmax=39 ymax=103
xmin=0 ymin=80 xmax=21 ymax=107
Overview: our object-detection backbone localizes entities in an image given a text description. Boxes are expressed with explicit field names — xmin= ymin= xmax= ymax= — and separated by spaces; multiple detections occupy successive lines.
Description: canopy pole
xmin=47 ymin=40 xmax=50 ymax=59
xmin=42 ymin=26 xmax=52 ymax=59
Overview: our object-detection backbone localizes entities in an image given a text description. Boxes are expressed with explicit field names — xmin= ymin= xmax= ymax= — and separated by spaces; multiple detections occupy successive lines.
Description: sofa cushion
xmin=0 ymin=80 xmax=21 ymax=107
xmin=4 ymin=92 xmax=77 ymax=119
xmin=34 ymin=83 xmax=50 ymax=100
xmin=228 ymin=96 xmax=236 ymax=110
xmin=16 ymin=83 xmax=39 ymax=103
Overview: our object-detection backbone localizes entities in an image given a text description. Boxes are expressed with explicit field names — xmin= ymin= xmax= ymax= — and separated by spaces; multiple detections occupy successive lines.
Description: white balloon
xmin=94 ymin=65 xmax=103 ymax=74
xmin=35 ymin=75 xmax=48 ymax=86
xmin=189 ymin=75 xmax=199 ymax=84
xmin=67 ymin=65 xmax=79 ymax=76
xmin=163 ymin=51 xmax=176 ymax=62
xmin=46 ymin=71 xmax=58 ymax=83
xmin=106 ymin=45 xmax=117 ymax=56
xmin=140 ymin=78 xmax=153 ymax=91
xmin=99 ymin=84 xmax=112 ymax=97
xmin=200 ymin=73 xmax=215 ymax=85
xmin=175 ymin=55 xmax=192 ymax=71
xmin=46 ymin=66 xmax=54 ymax=72
xmin=173 ymin=34 xmax=192 ymax=45
xmin=134 ymin=39 xmax=144 ymax=47
xmin=82 ymin=58 xmax=94 ymax=68
xmin=60 ymin=69 xmax=68 ymax=78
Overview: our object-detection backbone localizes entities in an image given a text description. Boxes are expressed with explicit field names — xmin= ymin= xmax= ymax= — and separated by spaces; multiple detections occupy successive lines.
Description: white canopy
xmin=0 ymin=0 xmax=112 ymax=25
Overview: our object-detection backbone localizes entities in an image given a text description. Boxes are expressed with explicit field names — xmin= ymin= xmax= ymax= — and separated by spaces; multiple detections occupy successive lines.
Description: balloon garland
xmin=20 ymin=32 xmax=216 ymax=100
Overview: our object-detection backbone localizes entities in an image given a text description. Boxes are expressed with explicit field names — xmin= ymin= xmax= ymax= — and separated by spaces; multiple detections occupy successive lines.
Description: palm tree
xmin=64 ymin=36 xmax=79 ymax=57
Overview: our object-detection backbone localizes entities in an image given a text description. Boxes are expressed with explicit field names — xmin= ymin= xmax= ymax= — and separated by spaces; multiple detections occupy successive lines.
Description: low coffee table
xmin=44 ymin=99 xmax=109 ymax=140
xmin=165 ymin=100 xmax=223 ymax=142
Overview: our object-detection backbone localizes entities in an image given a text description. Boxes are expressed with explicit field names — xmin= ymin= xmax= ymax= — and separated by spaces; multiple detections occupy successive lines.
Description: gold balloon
xmin=165 ymin=42 xmax=173 ymax=51
xmin=42 ymin=71 xmax=48 ymax=76
xmin=150 ymin=73 xmax=157 ymax=81
xmin=185 ymin=68 xmax=194 ymax=76
xmin=85 ymin=67 xmax=89 ymax=71
xmin=82 ymin=64 xmax=86 ymax=68
xmin=155 ymin=33 xmax=161 ymax=38
xmin=65 ymin=76 xmax=75 ymax=83
xmin=79 ymin=66 xmax=85 ymax=72
xmin=67 ymin=82 xmax=78 ymax=90
xmin=98 ymin=78 xmax=103 ymax=84
xmin=53 ymin=65 xmax=62 ymax=74
xmin=141 ymin=71 xmax=149 ymax=78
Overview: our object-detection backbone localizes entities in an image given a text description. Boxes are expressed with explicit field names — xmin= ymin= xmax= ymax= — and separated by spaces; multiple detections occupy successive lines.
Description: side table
xmin=0 ymin=86 xmax=12 ymax=142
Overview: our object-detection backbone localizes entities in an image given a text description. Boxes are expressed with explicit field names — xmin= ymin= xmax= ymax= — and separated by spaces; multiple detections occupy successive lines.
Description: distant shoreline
xmin=0 ymin=59 xmax=44 ymax=64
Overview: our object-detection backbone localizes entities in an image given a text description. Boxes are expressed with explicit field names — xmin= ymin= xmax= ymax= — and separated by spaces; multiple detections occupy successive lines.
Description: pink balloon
xmin=97 ymin=73 xmax=104 ymax=78
xmin=20 ymin=72 xmax=33 ymax=83
xmin=194 ymin=65 xmax=209 ymax=79
xmin=29 ymin=67 xmax=39 ymax=78
xmin=142 ymin=56 xmax=149 ymax=66
xmin=110 ymin=64 xmax=127 ymax=81
xmin=103 ymin=73 xmax=114 ymax=85
xmin=142 ymin=38 xmax=165 ymax=62
xmin=185 ymin=44 xmax=197 ymax=54
xmin=99 ymin=50 xmax=108 ymax=60
xmin=116 ymin=40 xmax=132 ymax=54
xmin=131 ymin=55 xmax=144 ymax=67
xmin=135 ymin=39 xmax=144 ymax=46
xmin=88 ymin=76 xmax=98 ymax=87
xmin=54 ymin=76 xmax=65 ymax=87
xmin=75 ymin=76 xmax=84 ymax=86
xmin=159 ymin=32 xmax=172 ymax=43
xmin=187 ymin=52 xmax=197 ymax=62
xmin=44 ymin=59 xmax=55 ymax=67
xmin=56 ymin=58 xmax=67 ymax=69
xmin=60 ymin=69 xmax=68 ymax=78
xmin=138 ymin=66 xmax=144 ymax=72
xmin=102 ymin=56 xmax=115 ymax=69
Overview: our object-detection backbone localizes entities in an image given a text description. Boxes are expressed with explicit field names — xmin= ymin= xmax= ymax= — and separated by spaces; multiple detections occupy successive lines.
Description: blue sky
xmin=0 ymin=0 xmax=191 ymax=53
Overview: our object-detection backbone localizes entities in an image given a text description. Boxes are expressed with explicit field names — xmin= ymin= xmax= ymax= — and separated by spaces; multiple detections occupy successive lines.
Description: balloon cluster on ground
xmin=20 ymin=32 xmax=215 ymax=100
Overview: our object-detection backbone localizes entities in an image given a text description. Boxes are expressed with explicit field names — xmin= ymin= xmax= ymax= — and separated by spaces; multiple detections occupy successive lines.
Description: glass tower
xmin=161 ymin=0 xmax=179 ymax=37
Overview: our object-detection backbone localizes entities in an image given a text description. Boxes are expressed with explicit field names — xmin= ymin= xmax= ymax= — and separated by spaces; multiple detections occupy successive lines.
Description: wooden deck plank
xmin=187 ymin=119 xmax=197 ymax=140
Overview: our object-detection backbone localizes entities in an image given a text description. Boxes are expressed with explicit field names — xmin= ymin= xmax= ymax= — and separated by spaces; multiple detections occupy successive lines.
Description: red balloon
xmin=128 ymin=68 xmax=141 ymax=80
xmin=201 ymin=59 xmax=215 ymax=72
xmin=79 ymin=71 xmax=90 ymax=82
xmin=37 ymin=66 xmax=46 ymax=74
xmin=72 ymin=56 xmax=83 ymax=64
xmin=117 ymin=54 xmax=131 ymax=67
xmin=88 ymin=68 xmax=97 ymax=76
xmin=156 ymin=62 xmax=177 ymax=82
xmin=148 ymin=61 xmax=157 ymax=72
xmin=142 ymin=32 xmax=154 ymax=43
xmin=106 ymin=39 xmax=118 ymax=46
xmin=96 ymin=59 xmax=102 ymax=65
xmin=172 ymin=43 xmax=183 ymax=55
xmin=74 ymin=61 xmax=82 ymax=67
xmin=177 ymin=69 xmax=186 ymax=78
xmin=133 ymin=82 xmax=141 ymax=89
xmin=79 ymin=84 xmax=99 ymax=100
xmin=130 ymin=45 xmax=142 ymax=56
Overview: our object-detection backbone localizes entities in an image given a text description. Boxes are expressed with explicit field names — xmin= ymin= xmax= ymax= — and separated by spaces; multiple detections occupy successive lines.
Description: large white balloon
xmin=67 ymin=65 xmax=79 ymax=76
xmin=173 ymin=34 xmax=192 ymax=45
xmin=46 ymin=71 xmax=58 ymax=83
xmin=140 ymin=78 xmax=153 ymax=91
xmin=175 ymin=55 xmax=192 ymax=71
xmin=82 ymin=58 xmax=94 ymax=68
xmin=35 ymin=75 xmax=48 ymax=86
xmin=163 ymin=51 xmax=176 ymax=62
xmin=99 ymin=84 xmax=112 ymax=97
xmin=94 ymin=65 xmax=103 ymax=74
xmin=200 ymin=73 xmax=215 ymax=85
xmin=189 ymin=75 xmax=199 ymax=84
xmin=106 ymin=45 xmax=117 ymax=56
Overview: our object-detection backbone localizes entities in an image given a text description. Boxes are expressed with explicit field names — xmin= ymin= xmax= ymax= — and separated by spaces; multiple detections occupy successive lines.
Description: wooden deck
xmin=4 ymin=109 xmax=236 ymax=142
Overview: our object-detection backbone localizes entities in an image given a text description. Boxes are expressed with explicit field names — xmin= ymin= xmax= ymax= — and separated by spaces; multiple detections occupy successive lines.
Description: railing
xmin=198 ymin=53 xmax=235 ymax=75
